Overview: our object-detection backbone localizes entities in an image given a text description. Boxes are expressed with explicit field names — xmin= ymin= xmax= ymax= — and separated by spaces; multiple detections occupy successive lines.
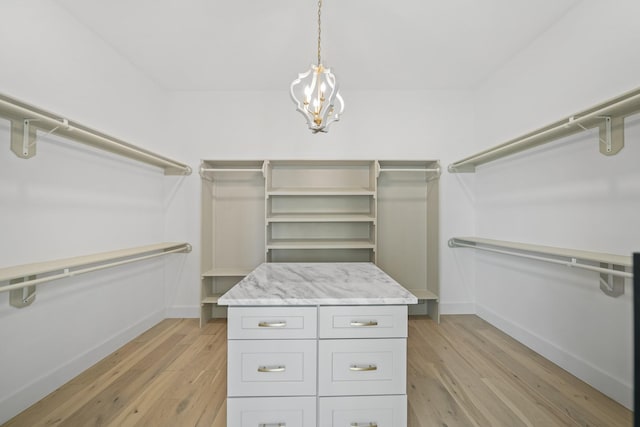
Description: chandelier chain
xmin=317 ymin=0 xmax=322 ymax=65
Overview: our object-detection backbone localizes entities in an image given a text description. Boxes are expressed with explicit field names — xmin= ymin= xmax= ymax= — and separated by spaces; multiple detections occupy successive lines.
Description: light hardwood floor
xmin=3 ymin=315 xmax=632 ymax=427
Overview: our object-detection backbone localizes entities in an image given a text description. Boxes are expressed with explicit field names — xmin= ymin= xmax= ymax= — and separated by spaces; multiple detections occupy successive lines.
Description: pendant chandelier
xmin=290 ymin=0 xmax=344 ymax=133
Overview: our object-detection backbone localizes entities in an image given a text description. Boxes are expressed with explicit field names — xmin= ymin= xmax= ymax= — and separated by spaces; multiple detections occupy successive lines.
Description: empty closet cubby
xmin=200 ymin=160 xmax=266 ymax=325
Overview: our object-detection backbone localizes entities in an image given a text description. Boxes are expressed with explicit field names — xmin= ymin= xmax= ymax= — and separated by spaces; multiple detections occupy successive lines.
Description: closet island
xmin=218 ymin=262 xmax=417 ymax=427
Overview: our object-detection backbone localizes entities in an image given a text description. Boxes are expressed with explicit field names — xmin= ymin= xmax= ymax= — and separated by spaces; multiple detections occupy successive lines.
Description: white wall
xmin=162 ymin=89 xmax=478 ymax=317
xmin=2 ymin=0 xmax=636 ymax=422
xmin=0 ymin=1 xmax=179 ymax=423
xmin=471 ymin=0 xmax=640 ymax=408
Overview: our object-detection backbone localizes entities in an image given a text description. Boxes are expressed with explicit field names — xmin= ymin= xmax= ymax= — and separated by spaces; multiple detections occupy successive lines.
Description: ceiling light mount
xmin=290 ymin=0 xmax=344 ymax=133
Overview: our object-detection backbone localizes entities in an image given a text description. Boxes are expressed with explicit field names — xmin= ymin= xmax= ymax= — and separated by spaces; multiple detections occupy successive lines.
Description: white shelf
xmin=0 ymin=242 xmax=192 ymax=307
xmin=448 ymin=87 xmax=640 ymax=173
xmin=0 ymin=92 xmax=191 ymax=175
xmin=266 ymin=213 xmax=376 ymax=223
xmin=202 ymin=268 xmax=252 ymax=277
xmin=267 ymin=187 xmax=375 ymax=196
xmin=0 ymin=242 xmax=191 ymax=283
xmin=449 ymin=237 xmax=631 ymax=267
xmin=202 ymin=295 xmax=223 ymax=304
xmin=409 ymin=289 xmax=439 ymax=301
xmin=448 ymin=236 xmax=631 ymax=297
xmin=267 ymin=239 xmax=376 ymax=250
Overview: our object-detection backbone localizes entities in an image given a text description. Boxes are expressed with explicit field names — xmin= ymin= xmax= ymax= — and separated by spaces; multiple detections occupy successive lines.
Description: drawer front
xmin=319 ymin=305 xmax=407 ymax=338
xmin=227 ymin=396 xmax=316 ymax=427
xmin=228 ymin=339 xmax=316 ymax=397
xmin=319 ymin=338 xmax=406 ymax=396
xmin=319 ymin=395 xmax=407 ymax=427
xmin=228 ymin=306 xmax=317 ymax=339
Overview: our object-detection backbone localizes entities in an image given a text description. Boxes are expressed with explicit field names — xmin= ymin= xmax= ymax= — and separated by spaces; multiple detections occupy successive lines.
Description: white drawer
xmin=227 ymin=396 xmax=316 ymax=427
xmin=318 ymin=338 xmax=406 ymax=396
xmin=228 ymin=339 xmax=316 ymax=397
xmin=228 ymin=306 xmax=317 ymax=339
xmin=319 ymin=305 xmax=407 ymax=338
xmin=319 ymin=395 xmax=407 ymax=427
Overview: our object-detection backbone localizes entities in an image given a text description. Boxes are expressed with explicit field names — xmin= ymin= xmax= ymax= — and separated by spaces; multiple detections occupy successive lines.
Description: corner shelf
xmin=448 ymin=87 xmax=640 ymax=173
xmin=0 ymin=92 xmax=191 ymax=176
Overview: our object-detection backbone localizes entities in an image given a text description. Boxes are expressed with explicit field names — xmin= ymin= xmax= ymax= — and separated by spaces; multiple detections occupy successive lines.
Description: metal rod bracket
xmin=599 ymin=263 xmax=625 ymax=297
xmin=10 ymin=119 xmax=37 ymax=158
xmin=9 ymin=276 xmax=36 ymax=308
xmin=598 ymin=116 xmax=624 ymax=155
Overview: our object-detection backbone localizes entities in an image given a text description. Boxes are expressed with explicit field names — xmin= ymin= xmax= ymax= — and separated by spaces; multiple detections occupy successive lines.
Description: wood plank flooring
xmin=3 ymin=315 xmax=632 ymax=427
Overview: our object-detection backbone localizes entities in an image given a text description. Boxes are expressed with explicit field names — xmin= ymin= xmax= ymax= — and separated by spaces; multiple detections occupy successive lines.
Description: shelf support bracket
xmin=9 ymin=276 xmax=37 ymax=308
xmin=598 ymin=116 xmax=624 ymax=156
xmin=10 ymin=119 xmax=37 ymax=159
xmin=599 ymin=263 xmax=625 ymax=297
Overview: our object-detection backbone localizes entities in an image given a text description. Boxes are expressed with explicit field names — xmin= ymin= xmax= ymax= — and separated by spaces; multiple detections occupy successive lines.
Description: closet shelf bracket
xmin=599 ymin=263 xmax=625 ymax=297
xmin=9 ymin=276 xmax=36 ymax=308
xmin=596 ymin=115 xmax=624 ymax=155
xmin=11 ymin=118 xmax=37 ymax=159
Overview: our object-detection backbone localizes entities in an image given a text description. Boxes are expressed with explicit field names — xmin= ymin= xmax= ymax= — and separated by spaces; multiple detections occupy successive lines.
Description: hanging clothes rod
xmin=449 ymin=237 xmax=631 ymax=297
xmin=448 ymin=86 xmax=640 ymax=172
xmin=0 ymin=242 xmax=191 ymax=307
xmin=0 ymin=93 xmax=191 ymax=175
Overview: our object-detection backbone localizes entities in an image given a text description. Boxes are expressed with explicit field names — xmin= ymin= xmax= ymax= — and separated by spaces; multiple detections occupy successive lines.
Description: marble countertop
xmin=218 ymin=262 xmax=418 ymax=306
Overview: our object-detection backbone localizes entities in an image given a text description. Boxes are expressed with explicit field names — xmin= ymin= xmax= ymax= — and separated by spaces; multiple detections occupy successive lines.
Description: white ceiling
xmin=54 ymin=0 xmax=580 ymax=91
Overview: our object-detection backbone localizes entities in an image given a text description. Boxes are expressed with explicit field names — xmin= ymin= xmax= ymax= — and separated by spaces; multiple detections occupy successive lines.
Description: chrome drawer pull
xmin=351 ymin=423 xmax=378 ymax=427
xmin=349 ymin=364 xmax=377 ymax=371
xmin=258 ymin=321 xmax=287 ymax=327
xmin=350 ymin=320 xmax=378 ymax=327
xmin=259 ymin=423 xmax=286 ymax=427
xmin=257 ymin=365 xmax=286 ymax=373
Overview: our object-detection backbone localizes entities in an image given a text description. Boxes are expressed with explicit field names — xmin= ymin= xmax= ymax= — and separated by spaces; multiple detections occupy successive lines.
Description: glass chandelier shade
xmin=290 ymin=0 xmax=344 ymax=133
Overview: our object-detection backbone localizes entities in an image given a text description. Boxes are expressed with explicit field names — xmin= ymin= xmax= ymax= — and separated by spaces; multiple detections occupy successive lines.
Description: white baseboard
xmin=476 ymin=303 xmax=632 ymax=410
xmin=0 ymin=309 xmax=165 ymax=425
xmin=165 ymin=305 xmax=199 ymax=318
xmin=439 ymin=301 xmax=476 ymax=315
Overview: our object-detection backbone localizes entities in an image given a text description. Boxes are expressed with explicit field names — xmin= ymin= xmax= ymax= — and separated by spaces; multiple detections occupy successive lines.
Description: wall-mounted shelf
xmin=448 ymin=237 xmax=632 ymax=297
xmin=0 ymin=242 xmax=192 ymax=308
xmin=448 ymin=87 xmax=640 ymax=173
xmin=0 ymin=92 xmax=191 ymax=175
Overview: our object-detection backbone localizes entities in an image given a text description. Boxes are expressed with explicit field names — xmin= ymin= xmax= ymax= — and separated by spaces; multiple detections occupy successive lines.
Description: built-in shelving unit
xmin=448 ymin=237 xmax=631 ymax=297
xmin=0 ymin=242 xmax=192 ymax=308
xmin=0 ymin=92 xmax=191 ymax=175
xmin=448 ymin=86 xmax=640 ymax=173
xmin=265 ymin=160 xmax=379 ymax=264
xmin=200 ymin=159 xmax=441 ymax=324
